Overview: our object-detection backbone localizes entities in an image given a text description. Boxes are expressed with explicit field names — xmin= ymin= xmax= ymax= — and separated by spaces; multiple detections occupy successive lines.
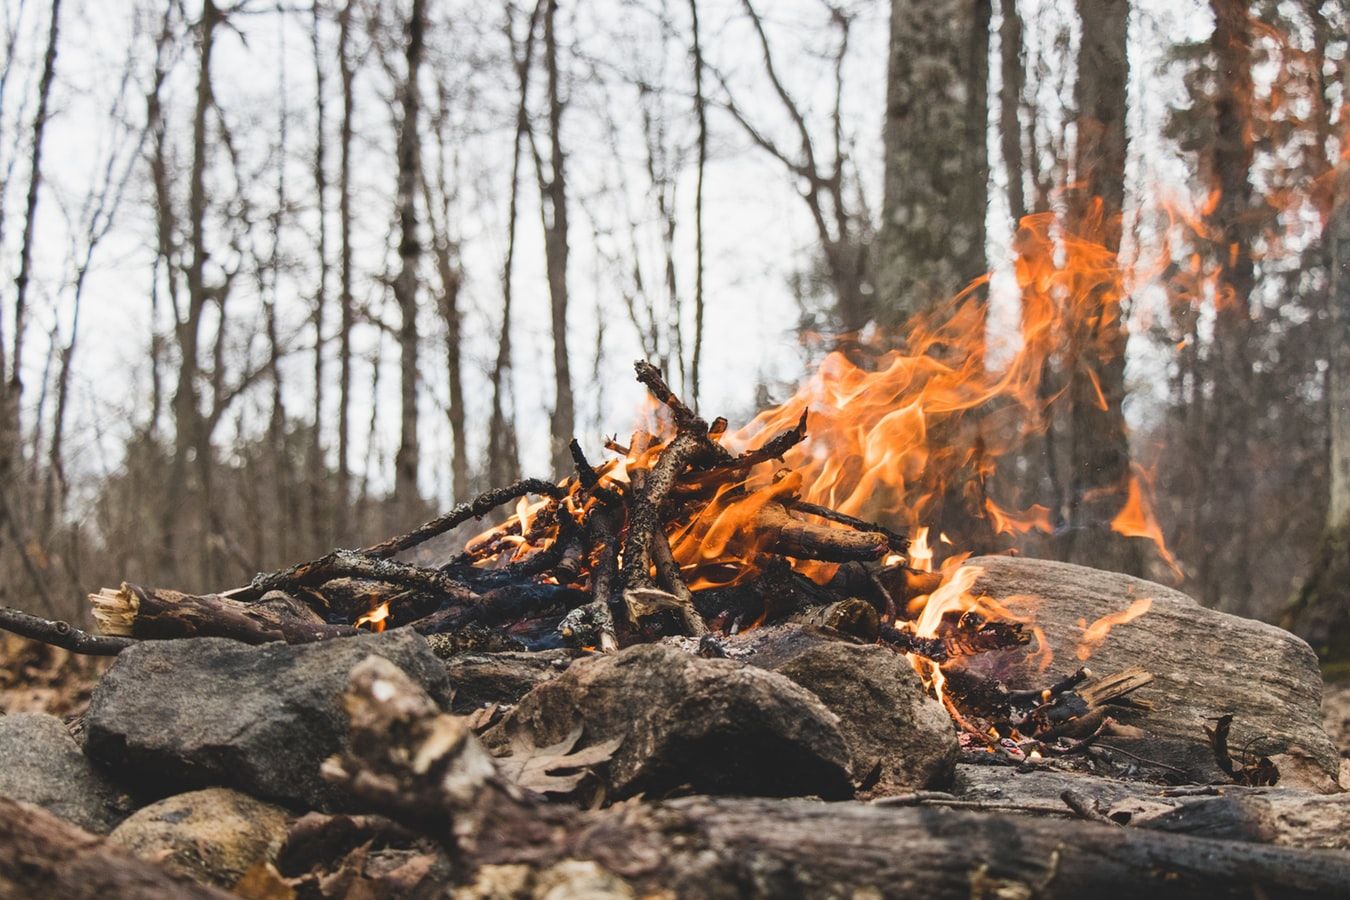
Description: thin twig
xmin=361 ymin=477 xmax=565 ymax=558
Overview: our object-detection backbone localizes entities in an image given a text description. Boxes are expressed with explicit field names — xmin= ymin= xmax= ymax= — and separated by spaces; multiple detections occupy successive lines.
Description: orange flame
xmin=355 ymin=600 xmax=391 ymax=633
xmin=1076 ymin=597 xmax=1152 ymax=661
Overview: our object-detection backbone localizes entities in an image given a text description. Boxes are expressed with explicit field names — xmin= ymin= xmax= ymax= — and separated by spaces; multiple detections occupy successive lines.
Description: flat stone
xmin=0 ymin=712 xmax=132 ymax=833
xmin=485 ymin=643 xmax=853 ymax=800
xmin=84 ymin=629 xmax=454 ymax=809
xmin=736 ymin=625 xmax=958 ymax=794
xmin=962 ymin=556 xmax=1341 ymax=790
xmin=108 ymin=788 xmax=290 ymax=888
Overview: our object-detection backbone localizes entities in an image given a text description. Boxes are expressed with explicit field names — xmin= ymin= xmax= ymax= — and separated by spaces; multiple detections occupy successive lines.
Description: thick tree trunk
xmin=877 ymin=0 xmax=990 ymax=325
xmin=392 ymin=0 xmax=427 ymax=510
xmin=1287 ymin=57 xmax=1350 ymax=662
xmin=1060 ymin=0 xmax=1142 ymax=576
xmin=1204 ymin=0 xmax=1258 ymax=613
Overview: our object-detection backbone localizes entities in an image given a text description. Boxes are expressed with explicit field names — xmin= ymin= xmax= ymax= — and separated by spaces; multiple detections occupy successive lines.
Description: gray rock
xmin=963 ymin=556 xmax=1341 ymax=790
xmin=0 ymin=712 xmax=132 ymax=833
xmin=84 ymin=629 xmax=454 ymax=809
xmin=486 ymin=643 xmax=853 ymax=800
xmin=108 ymin=787 xmax=291 ymax=888
xmin=737 ymin=625 xmax=958 ymax=794
xmin=438 ymin=649 xmax=575 ymax=714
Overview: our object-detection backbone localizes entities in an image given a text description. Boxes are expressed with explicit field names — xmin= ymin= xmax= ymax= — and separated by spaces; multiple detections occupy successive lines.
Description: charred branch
xmin=362 ymin=478 xmax=565 ymax=559
xmin=90 ymin=584 xmax=356 ymax=645
xmin=0 ymin=604 xmax=135 ymax=655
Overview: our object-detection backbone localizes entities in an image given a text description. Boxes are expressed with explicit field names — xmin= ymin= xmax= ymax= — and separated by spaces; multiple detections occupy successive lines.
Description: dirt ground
xmin=0 ymin=635 xmax=107 ymax=721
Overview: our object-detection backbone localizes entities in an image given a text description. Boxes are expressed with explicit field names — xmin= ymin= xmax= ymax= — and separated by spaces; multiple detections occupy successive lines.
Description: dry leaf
xmin=496 ymin=725 xmax=622 ymax=795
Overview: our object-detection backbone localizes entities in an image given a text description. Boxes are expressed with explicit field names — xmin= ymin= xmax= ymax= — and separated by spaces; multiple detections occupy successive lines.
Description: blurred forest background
xmin=0 ymin=0 xmax=1347 ymax=661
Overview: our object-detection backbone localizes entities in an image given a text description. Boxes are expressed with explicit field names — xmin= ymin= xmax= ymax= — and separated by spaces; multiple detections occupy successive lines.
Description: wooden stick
xmin=0 ymin=604 xmax=134 ymax=655
xmin=361 ymin=477 xmax=565 ymax=559
xmin=753 ymin=501 xmax=889 ymax=562
xmin=91 ymin=584 xmax=356 ymax=645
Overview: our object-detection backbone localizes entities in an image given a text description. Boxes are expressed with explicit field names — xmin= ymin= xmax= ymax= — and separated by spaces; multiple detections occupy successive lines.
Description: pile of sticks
xmin=3 ymin=361 xmax=1041 ymax=730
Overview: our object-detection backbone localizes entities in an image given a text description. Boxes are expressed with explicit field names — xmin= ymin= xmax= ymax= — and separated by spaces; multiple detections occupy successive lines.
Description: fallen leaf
xmin=496 ymin=725 xmax=622 ymax=795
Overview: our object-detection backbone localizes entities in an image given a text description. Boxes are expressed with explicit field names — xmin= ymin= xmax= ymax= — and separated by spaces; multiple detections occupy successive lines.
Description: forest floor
xmin=4 ymin=630 xmax=1350 ymax=778
xmin=0 ymin=635 xmax=106 ymax=720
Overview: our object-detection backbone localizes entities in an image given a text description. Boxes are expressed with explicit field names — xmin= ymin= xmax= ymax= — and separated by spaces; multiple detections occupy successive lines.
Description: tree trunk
xmin=1060 ymin=0 xmax=1141 ymax=576
xmin=688 ymin=0 xmax=707 ymax=412
xmin=310 ymin=0 xmax=331 ymax=548
xmin=392 ymin=0 xmax=427 ymax=510
xmin=6 ymin=0 xmax=62 ymax=472
xmin=535 ymin=0 xmax=574 ymax=477
xmin=877 ymin=0 xmax=990 ymax=325
xmin=488 ymin=3 xmax=541 ymax=490
xmin=1204 ymin=0 xmax=1258 ymax=613
xmin=1286 ymin=40 xmax=1350 ymax=663
xmin=336 ymin=0 xmax=357 ymax=530
xmin=162 ymin=0 xmax=219 ymax=583
xmin=998 ymin=0 xmax=1025 ymax=226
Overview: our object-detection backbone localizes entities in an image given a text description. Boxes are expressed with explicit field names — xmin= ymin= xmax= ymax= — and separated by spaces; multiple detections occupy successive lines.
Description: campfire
xmin=77 ymin=356 xmax=1164 ymax=760
xmin=0 ymin=354 xmax=1345 ymax=897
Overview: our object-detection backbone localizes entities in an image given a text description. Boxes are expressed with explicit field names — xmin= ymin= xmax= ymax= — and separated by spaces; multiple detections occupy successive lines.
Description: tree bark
xmin=877 ymin=0 xmax=990 ymax=325
xmin=310 ymin=0 xmax=331 ymax=547
xmin=688 ymin=0 xmax=707 ymax=411
xmin=7 ymin=0 xmax=62 ymax=457
xmin=0 ymin=797 xmax=227 ymax=899
xmin=1203 ymin=0 xmax=1258 ymax=613
xmin=1061 ymin=0 xmax=1142 ymax=576
xmin=162 ymin=0 xmax=219 ymax=581
xmin=336 ymin=0 xmax=357 ymax=526
xmin=533 ymin=0 xmax=575 ymax=477
xmin=1287 ymin=37 xmax=1350 ymax=662
xmin=392 ymin=0 xmax=428 ymax=510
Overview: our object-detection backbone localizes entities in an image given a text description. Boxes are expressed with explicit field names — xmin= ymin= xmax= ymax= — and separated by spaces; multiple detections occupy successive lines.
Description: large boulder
xmin=485 ymin=643 xmax=853 ymax=800
xmin=107 ymin=788 xmax=290 ymax=888
xmin=84 ymin=629 xmax=454 ymax=809
xmin=962 ymin=556 xmax=1341 ymax=791
xmin=736 ymin=625 xmax=958 ymax=794
xmin=0 ymin=713 xmax=132 ymax=833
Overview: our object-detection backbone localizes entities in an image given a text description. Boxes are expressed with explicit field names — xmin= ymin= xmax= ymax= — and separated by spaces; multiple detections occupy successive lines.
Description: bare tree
xmin=530 ymin=0 xmax=574 ymax=475
xmin=392 ymin=0 xmax=428 ymax=509
xmin=8 ymin=0 xmax=63 ymax=466
xmin=336 ymin=0 xmax=357 ymax=520
xmin=310 ymin=0 xmax=332 ymax=545
xmin=721 ymin=0 xmax=872 ymax=332
xmin=487 ymin=1 xmax=540 ymax=490
xmin=687 ymin=0 xmax=707 ymax=412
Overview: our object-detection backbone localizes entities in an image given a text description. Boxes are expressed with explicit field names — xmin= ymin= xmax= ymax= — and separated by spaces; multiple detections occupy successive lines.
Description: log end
xmin=89 ymin=584 xmax=139 ymax=637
